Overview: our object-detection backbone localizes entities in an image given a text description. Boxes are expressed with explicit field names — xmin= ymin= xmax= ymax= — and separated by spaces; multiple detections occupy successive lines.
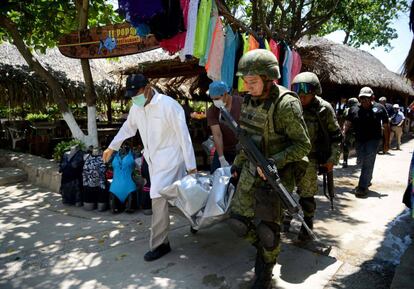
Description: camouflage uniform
xmin=230 ymin=52 xmax=311 ymax=267
xmin=289 ymin=72 xmax=342 ymax=239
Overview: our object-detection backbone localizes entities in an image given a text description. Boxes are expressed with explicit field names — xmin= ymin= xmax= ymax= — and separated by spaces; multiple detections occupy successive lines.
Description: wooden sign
xmin=58 ymin=23 xmax=159 ymax=59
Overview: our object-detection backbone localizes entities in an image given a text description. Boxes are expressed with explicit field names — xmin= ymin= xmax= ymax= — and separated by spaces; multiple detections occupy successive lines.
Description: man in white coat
xmin=103 ymin=74 xmax=197 ymax=261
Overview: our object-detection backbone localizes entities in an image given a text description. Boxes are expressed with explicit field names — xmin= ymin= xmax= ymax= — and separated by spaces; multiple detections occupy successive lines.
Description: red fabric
xmin=269 ymin=39 xmax=280 ymax=61
xmin=159 ymin=0 xmax=190 ymax=54
xmin=290 ymin=50 xmax=302 ymax=83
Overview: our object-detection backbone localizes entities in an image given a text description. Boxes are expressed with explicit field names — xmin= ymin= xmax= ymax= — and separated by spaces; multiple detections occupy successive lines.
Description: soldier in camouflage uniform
xmin=287 ymin=72 xmax=342 ymax=241
xmin=228 ymin=49 xmax=311 ymax=289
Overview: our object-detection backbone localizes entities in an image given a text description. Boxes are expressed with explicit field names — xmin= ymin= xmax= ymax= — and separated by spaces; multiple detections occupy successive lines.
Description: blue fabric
xmin=110 ymin=151 xmax=137 ymax=202
xmin=118 ymin=0 xmax=164 ymax=22
xmin=282 ymin=44 xmax=292 ymax=88
xmin=391 ymin=111 xmax=404 ymax=125
xmin=209 ymin=81 xmax=229 ymax=97
xmin=136 ymin=23 xmax=151 ymax=36
xmin=356 ymin=139 xmax=380 ymax=189
xmin=221 ymin=26 xmax=237 ymax=89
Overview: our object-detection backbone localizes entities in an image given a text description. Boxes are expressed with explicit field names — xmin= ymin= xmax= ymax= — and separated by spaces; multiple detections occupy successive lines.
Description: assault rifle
xmin=219 ymin=106 xmax=317 ymax=240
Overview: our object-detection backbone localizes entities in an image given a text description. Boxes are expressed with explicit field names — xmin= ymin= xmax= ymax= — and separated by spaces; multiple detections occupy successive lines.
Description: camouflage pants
xmin=296 ymin=159 xmax=318 ymax=217
xmin=230 ymin=167 xmax=283 ymax=263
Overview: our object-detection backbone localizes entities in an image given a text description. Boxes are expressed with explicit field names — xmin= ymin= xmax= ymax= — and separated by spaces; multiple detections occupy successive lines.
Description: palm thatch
xmin=0 ymin=42 xmax=172 ymax=110
xmin=298 ymin=37 xmax=414 ymax=102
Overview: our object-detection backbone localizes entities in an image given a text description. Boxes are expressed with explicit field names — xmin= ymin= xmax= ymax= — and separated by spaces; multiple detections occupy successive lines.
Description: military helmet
xmin=291 ymin=72 xmax=322 ymax=95
xmin=347 ymin=97 xmax=359 ymax=106
xmin=236 ymin=49 xmax=280 ymax=80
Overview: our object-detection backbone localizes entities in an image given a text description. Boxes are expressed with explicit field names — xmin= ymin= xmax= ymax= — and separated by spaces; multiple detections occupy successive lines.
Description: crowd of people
xmin=98 ymin=49 xmax=412 ymax=289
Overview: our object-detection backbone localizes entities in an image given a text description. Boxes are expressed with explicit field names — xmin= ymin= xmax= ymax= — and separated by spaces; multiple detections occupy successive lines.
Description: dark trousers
xmin=356 ymin=139 xmax=380 ymax=189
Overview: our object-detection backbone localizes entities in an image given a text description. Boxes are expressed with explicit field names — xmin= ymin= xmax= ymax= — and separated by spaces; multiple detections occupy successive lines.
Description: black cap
xmin=125 ymin=74 xmax=148 ymax=98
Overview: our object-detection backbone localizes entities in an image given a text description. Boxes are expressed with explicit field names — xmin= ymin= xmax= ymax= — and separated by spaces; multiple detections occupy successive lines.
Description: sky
xmin=320 ymin=11 xmax=411 ymax=73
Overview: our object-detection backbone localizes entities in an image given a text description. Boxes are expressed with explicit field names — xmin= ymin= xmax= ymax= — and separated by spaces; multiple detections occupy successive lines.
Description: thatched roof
xmin=403 ymin=1 xmax=414 ymax=81
xmin=298 ymin=37 xmax=414 ymax=100
xmin=0 ymin=42 xmax=172 ymax=109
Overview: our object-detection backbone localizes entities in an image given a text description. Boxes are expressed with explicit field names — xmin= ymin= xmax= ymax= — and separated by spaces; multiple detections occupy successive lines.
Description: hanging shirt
xmin=110 ymin=151 xmax=137 ymax=202
xmin=159 ymin=0 xmax=190 ymax=54
xmin=109 ymin=89 xmax=196 ymax=199
xmin=282 ymin=44 xmax=292 ymax=88
xmin=221 ymin=26 xmax=237 ymax=89
xmin=205 ymin=18 xmax=225 ymax=81
xmin=237 ymin=33 xmax=249 ymax=92
xmin=290 ymin=50 xmax=302 ymax=85
xmin=193 ymin=0 xmax=212 ymax=58
xmin=118 ymin=0 xmax=164 ymax=23
xmin=148 ymin=0 xmax=186 ymax=41
xmin=269 ymin=39 xmax=280 ymax=61
xmin=180 ymin=0 xmax=200 ymax=61
xmin=82 ymin=154 xmax=106 ymax=189
xmin=199 ymin=0 xmax=218 ymax=66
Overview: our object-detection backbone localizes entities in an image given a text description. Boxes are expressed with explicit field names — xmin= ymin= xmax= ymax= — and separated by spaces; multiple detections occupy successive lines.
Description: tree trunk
xmin=78 ymin=0 xmax=99 ymax=148
xmin=0 ymin=16 xmax=86 ymax=142
xmin=343 ymin=31 xmax=350 ymax=45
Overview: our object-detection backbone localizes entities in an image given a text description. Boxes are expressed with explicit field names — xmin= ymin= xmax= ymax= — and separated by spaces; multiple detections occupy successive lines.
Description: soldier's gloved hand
xmin=218 ymin=155 xmax=229 ymax=167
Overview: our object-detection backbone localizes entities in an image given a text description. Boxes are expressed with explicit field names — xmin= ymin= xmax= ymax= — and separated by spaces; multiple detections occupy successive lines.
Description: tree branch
xmin=215 ymin=0 xmax=260 ymax=41
xmin=0 ymin=15 xmax=69 ymax=113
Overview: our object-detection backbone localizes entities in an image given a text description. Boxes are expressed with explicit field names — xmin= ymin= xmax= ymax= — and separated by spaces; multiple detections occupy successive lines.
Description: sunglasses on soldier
xmin=292 ymin=83 xmax=315 ymax=95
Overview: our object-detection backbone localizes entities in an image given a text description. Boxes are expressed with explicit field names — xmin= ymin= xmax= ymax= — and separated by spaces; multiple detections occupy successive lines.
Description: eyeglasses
xmin=292 ymin=83 xmax=314 ymax=94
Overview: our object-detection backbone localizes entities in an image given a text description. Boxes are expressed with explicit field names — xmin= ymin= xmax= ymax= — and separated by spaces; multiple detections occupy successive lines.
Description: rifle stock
xmin=219 ymin=106 xmax=317 ymax=240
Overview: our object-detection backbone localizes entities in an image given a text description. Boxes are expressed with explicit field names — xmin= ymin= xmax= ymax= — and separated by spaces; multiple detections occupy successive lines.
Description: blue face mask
xmin=131 ymin=93 xmax=146 ymax=107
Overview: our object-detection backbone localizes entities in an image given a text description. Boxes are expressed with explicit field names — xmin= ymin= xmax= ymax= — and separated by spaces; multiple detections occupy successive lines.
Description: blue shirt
xmin=391 ymin=111 xmax=405 ymax=125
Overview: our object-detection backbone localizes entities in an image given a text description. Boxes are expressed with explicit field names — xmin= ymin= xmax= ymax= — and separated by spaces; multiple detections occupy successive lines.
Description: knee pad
xmin=257 ymin=221 xmax=280 ymax=250
xmin=227 ymin=214 xmax=251 ymax=237
xmin=299 ymin=197 xmax=316 ymax=215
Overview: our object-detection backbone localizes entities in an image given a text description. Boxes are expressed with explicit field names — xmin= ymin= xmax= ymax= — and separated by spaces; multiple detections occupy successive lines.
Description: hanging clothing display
xmin=109 ymin=150 xmax=137 ymax=203
xmin=118 ymin=0 xmax=164 ymax=25
xmin=205 ymin=17 xmax=225 ymax=81
xmin=148 ymin=0 xmax=186 ymax=41
xmin=180 ymin=0 xmax=200 ymax=60
xmin=282 ymin=44 xmax=293 ymax=88
xmin=269 ymin=39 xmax=280 ymax=61
xmin=82 ymin=154 xmax=107 ymax=208
xmin=237 ymin=34 xmax=259 ymax=92
xmin=290 ymin=50 xmax=302 ymax=85
xmin=221 ymin=25 xmax=238 ymax=89
xmin=59 ymin=149 xmax=84 ymax=205
xmin=159 ymin=0 xmax=190 ymax=54
xmin=193 ymin=0 xmax=213 ymax=58
xmin=199 ymin=0 xmax=218 ymax=66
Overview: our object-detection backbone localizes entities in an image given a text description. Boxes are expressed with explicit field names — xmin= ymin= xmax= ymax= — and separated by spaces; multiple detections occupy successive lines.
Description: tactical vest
xmin=239 ymin=85 xmax=295 ymax=158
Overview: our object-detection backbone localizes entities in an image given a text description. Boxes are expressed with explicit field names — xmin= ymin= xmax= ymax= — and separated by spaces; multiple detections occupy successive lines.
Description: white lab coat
xmin=109 ymin=90 xmax=196 ymax=198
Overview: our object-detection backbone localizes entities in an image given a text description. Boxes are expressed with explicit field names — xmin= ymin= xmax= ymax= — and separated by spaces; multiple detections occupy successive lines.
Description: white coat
xmin=109 ymin=90 xmax=196 ymax=199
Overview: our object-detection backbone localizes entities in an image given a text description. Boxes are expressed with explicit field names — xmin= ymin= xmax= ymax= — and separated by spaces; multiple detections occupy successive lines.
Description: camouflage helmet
xmin=291 ymin=72 xmax=322 ymax=95
xmin=347 ymin=97 xmax=359 ymax=106
xmin=236 ymin=49 xmax=280 ymax=80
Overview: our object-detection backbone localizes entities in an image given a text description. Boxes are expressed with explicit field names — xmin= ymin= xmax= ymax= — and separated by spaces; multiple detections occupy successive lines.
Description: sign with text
xmin=58 ymin=23 xmax=159 ymax=59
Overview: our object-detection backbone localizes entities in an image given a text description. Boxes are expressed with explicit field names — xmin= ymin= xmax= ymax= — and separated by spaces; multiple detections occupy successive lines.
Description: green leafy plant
xmin=25 ymin=112 xmax=51 ymax=122
xmin=53 ymin=139 xmax=85 ymax=161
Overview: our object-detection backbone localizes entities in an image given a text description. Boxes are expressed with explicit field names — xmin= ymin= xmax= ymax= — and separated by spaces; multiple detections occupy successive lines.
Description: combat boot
xmin=298 ymin=216 xmax=313 ymax=242
xmin=252 ymin=261 xmax=275 ymax=289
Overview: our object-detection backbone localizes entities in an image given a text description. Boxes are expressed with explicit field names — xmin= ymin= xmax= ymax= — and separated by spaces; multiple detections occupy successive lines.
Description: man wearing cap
xmin=389 ymin=104 xmax=405 ymax=150
xmin=343 ymin=87 xmax=390 ymax=197
xmin=103 ymin=74 xmax=197 ymax=261
xmin=206 ymin=81 xmax=242 ymax=173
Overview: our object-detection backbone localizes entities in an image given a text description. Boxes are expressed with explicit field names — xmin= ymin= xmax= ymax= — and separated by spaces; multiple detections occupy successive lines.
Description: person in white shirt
xmin=103 ymin=74 xmax=197 ymax=261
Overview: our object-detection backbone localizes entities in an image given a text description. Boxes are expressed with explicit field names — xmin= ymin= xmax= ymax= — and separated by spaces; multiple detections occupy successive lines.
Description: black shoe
xmin=298 ymin=216 xmax=313 ymax=242
xmin=144 ymin=242 xmax=171 ymax=262
xmin=355 ymin=187 xmax=368 ymax=198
